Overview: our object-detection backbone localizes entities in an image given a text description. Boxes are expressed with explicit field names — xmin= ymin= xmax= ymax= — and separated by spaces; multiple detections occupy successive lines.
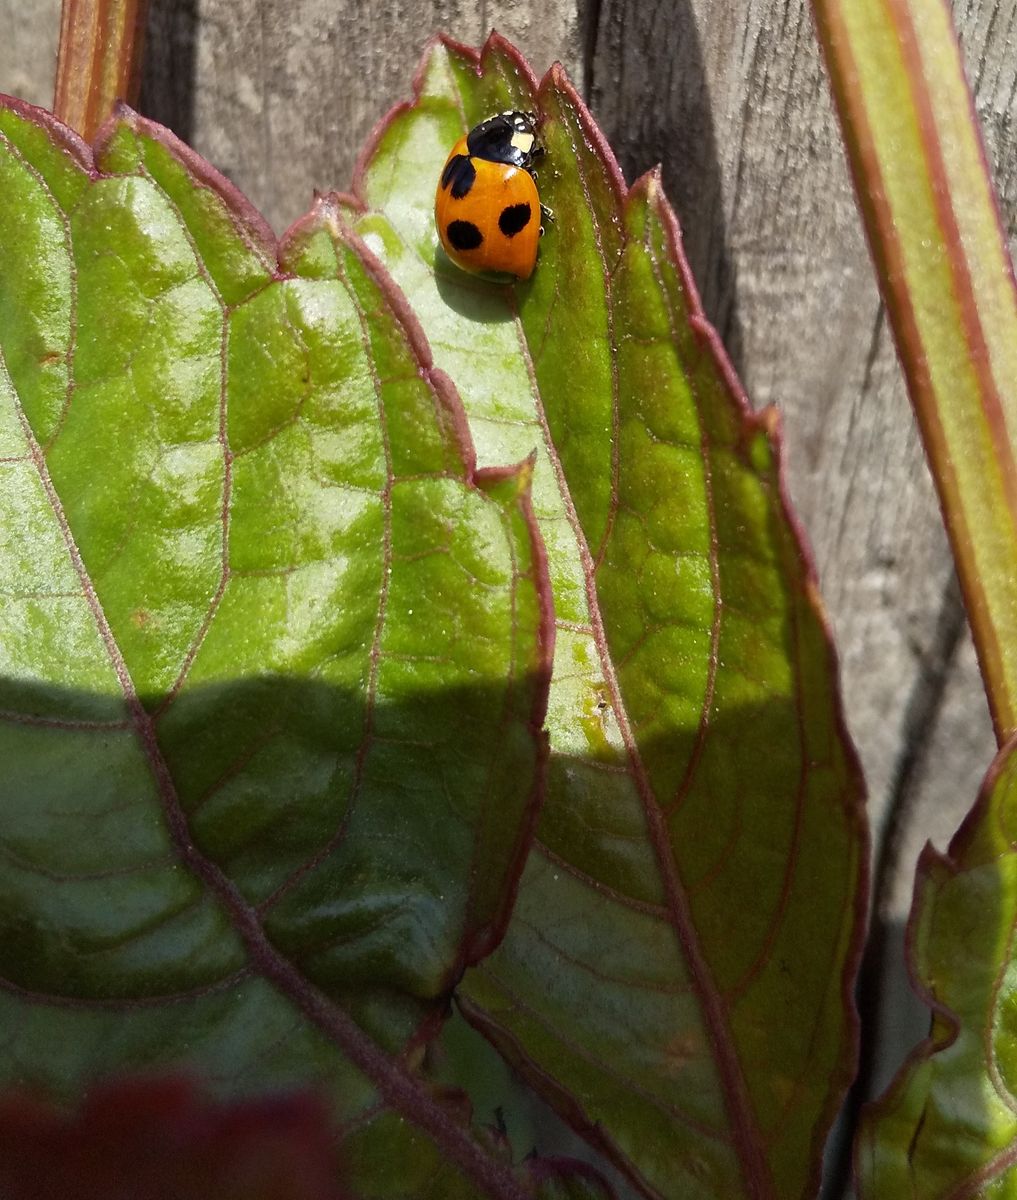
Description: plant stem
xmin=54 ymin=0 xmax=149 ymax=140
xmin=812 ymin=0 xmax=1017 ymax=744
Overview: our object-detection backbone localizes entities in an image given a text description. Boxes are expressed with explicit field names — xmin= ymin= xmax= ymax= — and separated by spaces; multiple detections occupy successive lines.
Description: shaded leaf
xmin=523 ymin=1158 xmax=619 ymax=1200
xmin=346 ymin=34 xmax=868 ymax=1200
xmin=856 ymin=736 xmax=1017 ymax=1196
xmin=0 ymin=96 xmax=552 ymax=1197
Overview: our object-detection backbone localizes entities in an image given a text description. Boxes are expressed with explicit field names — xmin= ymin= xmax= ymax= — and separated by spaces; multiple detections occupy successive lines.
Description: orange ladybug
xmin=434 ymin=111 xmax=545 ymax=280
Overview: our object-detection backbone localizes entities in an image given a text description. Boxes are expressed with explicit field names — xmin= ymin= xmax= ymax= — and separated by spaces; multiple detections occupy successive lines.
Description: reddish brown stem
xmin=54 ymin=0 xmax=149 ymax=140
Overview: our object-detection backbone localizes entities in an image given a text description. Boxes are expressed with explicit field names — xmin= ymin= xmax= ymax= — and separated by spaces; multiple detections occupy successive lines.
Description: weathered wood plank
xmin=140 ymin=0 xmax=584 ymax=236
xmin=0 ymin=1 xmax=58 ymax=108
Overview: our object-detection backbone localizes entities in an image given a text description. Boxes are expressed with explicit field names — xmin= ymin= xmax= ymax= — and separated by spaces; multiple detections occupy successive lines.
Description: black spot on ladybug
xmin=447 ymin=220 xmax=483 ymax=251
xmin=441 ymin=154 xmax=476 ymax=199
xmin=498 ymin=203 xmax=532 ymax=238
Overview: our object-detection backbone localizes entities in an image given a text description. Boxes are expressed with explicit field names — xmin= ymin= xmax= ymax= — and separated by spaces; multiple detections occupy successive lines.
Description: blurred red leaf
xmin=0 ymin=1076 xmax=348 ymax=1200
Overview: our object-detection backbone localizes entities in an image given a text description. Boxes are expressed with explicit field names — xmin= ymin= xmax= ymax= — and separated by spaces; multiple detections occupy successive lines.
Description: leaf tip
xmin=756 ymin=402 xmax=782 ymax=441
xmin=110 ymin=98 xmax=135 ymax=123
xmin=547 ymin=60 xmax=571 ymax=90
xmin=626 ymin=166 xmax=666 ymax=213
xmin=92 ymin=101 xmax=144 ymax=159
xmin=0 ymin=92 xmax=95 ymax=172
xmin=307 ymin=189 xmax=348 ymax=237
xmin=479 ymin=30 xmax=542 ymax=93
xmin=91 ymin=103 xmax=279 ymax=265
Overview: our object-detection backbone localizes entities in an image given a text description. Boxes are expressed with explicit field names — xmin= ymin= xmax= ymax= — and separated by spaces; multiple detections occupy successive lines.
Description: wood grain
xmin=139 ymin=0 xmax=584 ymax=236
xmin=0 ymin=1 xmax=58 ymax=108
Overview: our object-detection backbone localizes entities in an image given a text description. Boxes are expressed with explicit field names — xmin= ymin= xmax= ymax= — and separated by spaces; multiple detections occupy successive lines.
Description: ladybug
xmin=434 ymin=110 xmax=545 ymax=280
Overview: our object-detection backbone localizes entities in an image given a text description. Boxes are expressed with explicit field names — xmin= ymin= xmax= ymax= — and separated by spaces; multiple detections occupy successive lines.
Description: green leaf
xmin=856 ymin=735 xmax=1017 ymax=1196
xmin=811 ymin=0 xmax=1017 ymax=741
xmin=347 ymin=35 xmax=868 ymax=1200
xmin=522 ymin=1160 xmax=618 ymax=1200
xmin=0 ymin=97 xmax=552 ymax=1198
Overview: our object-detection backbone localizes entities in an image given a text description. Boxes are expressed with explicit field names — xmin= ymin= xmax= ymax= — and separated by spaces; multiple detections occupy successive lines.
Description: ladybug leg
xmin=539 ymin=203 xmax=555 ymax=235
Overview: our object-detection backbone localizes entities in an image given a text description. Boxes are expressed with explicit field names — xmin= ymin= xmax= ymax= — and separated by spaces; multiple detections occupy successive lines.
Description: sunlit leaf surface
xmin=347 ymin=35 xmax=868 ymax=1200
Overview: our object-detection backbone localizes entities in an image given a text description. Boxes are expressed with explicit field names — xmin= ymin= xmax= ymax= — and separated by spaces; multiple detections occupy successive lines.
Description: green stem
xmin=812 ymin=0 xmax=1017 ymax=744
